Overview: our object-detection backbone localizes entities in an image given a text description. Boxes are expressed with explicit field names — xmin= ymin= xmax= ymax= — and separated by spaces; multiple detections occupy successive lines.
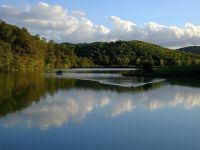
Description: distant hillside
xmin=74 ymin=41 xmax=200 ymax=67
xmin=177 ymin=46 xmax=200 ymax=54
xmin=0 ymin=20 xmax=200 ymax=72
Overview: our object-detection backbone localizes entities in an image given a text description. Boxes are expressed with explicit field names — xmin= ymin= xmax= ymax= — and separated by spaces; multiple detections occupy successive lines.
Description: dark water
xmin=1 ymin=70 xmax=200 ymax=150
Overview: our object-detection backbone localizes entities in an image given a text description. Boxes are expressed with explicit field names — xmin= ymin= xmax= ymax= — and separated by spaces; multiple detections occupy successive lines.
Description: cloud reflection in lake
xmin=1 ymin=83 xmax=200 ymax=129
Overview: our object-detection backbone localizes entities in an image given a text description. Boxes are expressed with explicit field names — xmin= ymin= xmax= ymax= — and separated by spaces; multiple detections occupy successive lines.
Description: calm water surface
xmin=1 ymin=69 xmax=200 ymax=150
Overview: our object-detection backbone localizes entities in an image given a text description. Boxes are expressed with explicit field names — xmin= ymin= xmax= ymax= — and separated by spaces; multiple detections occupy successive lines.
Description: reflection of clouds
xmin=110 ymin=85 xmax=200 ymax=115
xmin=1 ymin=84 xmax=200 ymax=129
xmin=100 ymin=98 xmax=110 ymax=107
xmin=111 ymin=100 xmax=136 ymax=117
xmin=0 ymin=90 xmax=110 ymax=129
xmin=142 ymin=85 xmax=200 ymax=110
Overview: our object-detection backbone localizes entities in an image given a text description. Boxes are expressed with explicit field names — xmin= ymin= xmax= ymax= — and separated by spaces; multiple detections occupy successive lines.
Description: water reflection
xmin=47 ymin=72 xmax=165 ymax=87
xmin=1 ymin=90 xmax=112 ymax=129
xmin=0 ymin=73 xmax=200 ymax=129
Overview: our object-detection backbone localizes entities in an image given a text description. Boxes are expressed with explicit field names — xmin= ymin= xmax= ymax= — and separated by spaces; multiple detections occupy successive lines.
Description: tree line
xmin=0 ymin=20 xmax=200 ymax=72
xmin=177 ymin=46 xmax=200 ymax=54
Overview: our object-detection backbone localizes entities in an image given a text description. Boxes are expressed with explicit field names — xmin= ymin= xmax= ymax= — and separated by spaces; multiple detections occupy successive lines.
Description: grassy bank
xmin=123 ymin=65 xmax=200 ymax=78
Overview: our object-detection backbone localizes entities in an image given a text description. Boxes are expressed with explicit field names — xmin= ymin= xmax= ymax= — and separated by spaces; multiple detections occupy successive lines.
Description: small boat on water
xmin=56 ymin=70 xmax=62 ymax=75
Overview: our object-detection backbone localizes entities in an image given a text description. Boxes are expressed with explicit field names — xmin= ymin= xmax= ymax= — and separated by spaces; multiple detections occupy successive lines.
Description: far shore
xmin=122 ymin=65 xmax=200 ymax=79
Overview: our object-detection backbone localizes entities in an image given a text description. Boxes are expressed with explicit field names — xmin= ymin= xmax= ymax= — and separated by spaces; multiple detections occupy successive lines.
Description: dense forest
xmin=0 ymin=20 xmax=200 ymax=72
xmin=75 ymin=42 xmax=200 ymax=67
xmin=177 ymin=46 xmax=200 ymax=54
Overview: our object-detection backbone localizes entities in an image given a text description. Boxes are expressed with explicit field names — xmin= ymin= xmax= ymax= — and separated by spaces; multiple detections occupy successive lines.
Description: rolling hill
xmin=177 ymin=46 xmax=200 ymax=54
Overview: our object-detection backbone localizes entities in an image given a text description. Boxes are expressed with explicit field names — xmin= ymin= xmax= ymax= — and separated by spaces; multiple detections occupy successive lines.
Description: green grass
xmin=123 ymin=65 xmax=200 ymax=78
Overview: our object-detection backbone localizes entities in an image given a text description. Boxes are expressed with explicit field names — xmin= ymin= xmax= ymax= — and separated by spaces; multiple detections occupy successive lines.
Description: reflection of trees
xmin=0 ymin=73 xmax=200 ymax=118
xmin=75 ymin=79 xmax=167 ymax=93
xmin=0 ymin=73 xmax=167 ymax=117
xmin=0 ymin=73 xmax=200 ymax=129
xmin=167 ymin=78 xmax=200 ymax=88
xmin=2 ymin=81 xmax=200 ymax=129
xmin=0 ymin=73 xmax=76 ymax=116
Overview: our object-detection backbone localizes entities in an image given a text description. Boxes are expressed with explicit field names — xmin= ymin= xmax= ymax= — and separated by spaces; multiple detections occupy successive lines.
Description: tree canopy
xmin=177 ymin=46 xmax=200 ymax=54
xmin=0 ymin=20 xmax=200 ymax=72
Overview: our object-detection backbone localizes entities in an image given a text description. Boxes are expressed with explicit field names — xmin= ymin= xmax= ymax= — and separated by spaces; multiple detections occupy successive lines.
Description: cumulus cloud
xmin=0 ymin=2 xmax=110 ymax=43
xmin=108 ymin=16 xmax=145 ymax=41
xmin=70 ymin=10 xmax=86 ymax=17
xmin=143 ymin=22 xmax=200 ymax=48
xmin=1 ymin=2 xmax=200 ymax=47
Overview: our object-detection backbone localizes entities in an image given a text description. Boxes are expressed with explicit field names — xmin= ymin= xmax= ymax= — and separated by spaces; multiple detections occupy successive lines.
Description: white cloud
xmin=70 ymin=10 xmax=86 ymax=17
xmin=143 ymin=22 xmax=200 ymax=48
xmin=1 ymin=2 xmax=200 ymax=47
xmin=0 ymin=2 xmax=110 ymax=43
xmin=109 ymin=16 xmax=138 ymax=32
xmin=108 ymin=16 xmax=145 ymax=41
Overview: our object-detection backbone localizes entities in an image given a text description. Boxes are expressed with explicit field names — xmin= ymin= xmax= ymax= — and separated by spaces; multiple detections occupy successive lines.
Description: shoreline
xmin=122 ymin=65 xmax=200 ymax=79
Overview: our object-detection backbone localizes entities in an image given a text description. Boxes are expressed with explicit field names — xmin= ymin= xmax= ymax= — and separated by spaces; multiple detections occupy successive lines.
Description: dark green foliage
xmin=0 ymin=20 xmax=200 ymax=72
xmin=142 ymin=61 xmax=153 ymax=74
xmin=124 ymin=65 xmax=200 ymax=79
xmin=0 ymin=40 xmax=13 ymax=71
xmin=76 ymin=57 xmax=94 ymax=68
xmin=0 ymin=21 xmax=93 ymax=71
xmin=150 ymin=65 xmax=200 ymax=78
xmin=0 ymin=21 xmax=47 ymax=71
xmin=178 ymin=46 xmax=200 ymax=54
xmin=75 ymin=41 xmax=200 ymax=67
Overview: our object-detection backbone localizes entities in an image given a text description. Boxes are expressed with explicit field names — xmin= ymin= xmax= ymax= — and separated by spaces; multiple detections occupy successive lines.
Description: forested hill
xmin=0 ymin=20 xmax=200 ymax=72
xmin=177 ymin=46 xmax=200 ymax=54
xmin=74 ymin=41 xmax=200 ymax=67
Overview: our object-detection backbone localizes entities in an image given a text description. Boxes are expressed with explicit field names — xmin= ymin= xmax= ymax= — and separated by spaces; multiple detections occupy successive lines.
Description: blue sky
xmin=0 ymin=0 xmax=200 ymax=47
xmin=1 ymin=0 xmax=200 ymax=26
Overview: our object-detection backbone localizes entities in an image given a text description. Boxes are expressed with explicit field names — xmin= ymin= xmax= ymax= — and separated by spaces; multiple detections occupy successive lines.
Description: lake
xmin=1 ymin=69 xmax=200 ymax=150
